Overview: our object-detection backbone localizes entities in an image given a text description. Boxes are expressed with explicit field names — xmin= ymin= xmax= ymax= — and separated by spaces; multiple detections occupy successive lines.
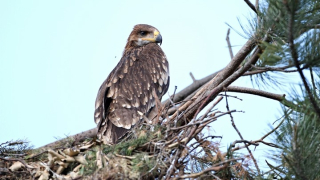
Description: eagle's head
xmin=125 ymin=24 xmax=162 ymax=51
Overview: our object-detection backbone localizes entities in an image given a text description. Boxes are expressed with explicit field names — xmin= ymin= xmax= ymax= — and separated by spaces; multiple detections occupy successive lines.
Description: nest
xmin=0 ymin=95 xmax=256 ymax=180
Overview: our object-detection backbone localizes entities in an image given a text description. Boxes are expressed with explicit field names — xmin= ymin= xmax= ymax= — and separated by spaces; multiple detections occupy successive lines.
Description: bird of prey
xmin=94 ymin=24 xmax=170 ymax=144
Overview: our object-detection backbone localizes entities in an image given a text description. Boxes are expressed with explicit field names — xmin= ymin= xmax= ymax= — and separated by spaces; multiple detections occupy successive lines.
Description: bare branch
xmin=169 ymin=110 xmax=236 ymax=131
xmin=225 ymin=86 xmax=285 ymax=101
xmin=198 ymin=96 xmax=224 ymax=122
xmin=226 ymin=28 xmax=234 ymax=59
xmin=309 ymin=67 xmax=316 ymax=90
xmin=165 ymin=149 xmax=180 ymax=180
xmin=225 ymin=86 xmax=296 ymax=109
xmin=259 ymin=117 xmax=285 ymax=141
xmin=243 ymin=64 xmax=298 ymax=75
xmin=231 ymin=140 xmax=259 ymax=147
xmin=231 ymin=117 xmax=285 ymax=151
xmin=189 ymin=72 xmax=196 ymax=82
xmin=243 ymin=0 xmax=257 ymax=14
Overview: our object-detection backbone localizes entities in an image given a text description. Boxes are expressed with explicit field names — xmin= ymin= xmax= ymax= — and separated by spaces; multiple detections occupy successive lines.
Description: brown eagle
xmin=94 ymin=24 xmax=169 ymax=144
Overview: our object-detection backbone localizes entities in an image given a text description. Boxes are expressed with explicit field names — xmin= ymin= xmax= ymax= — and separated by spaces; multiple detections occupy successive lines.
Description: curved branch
xmin=225 ymin=86 xmax=285 ymax=101
xmin=225 ymin=86 xmax=296 ymax=109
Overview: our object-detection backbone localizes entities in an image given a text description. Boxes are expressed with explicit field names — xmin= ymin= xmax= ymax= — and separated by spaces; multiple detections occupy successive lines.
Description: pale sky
xmin=0 ymin=1 xmax=289 ymax=167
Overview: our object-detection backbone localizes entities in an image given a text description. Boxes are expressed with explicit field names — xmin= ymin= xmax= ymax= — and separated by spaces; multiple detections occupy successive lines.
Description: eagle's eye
xmin=139 ymin=31 xmax=147 ymax=36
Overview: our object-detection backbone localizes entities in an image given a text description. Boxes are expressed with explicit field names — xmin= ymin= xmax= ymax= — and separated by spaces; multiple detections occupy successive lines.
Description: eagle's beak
xmin=154 ymin=31 xmax=162 ymax=45
xmin=140 ymin=30 xmax=163 ymax=45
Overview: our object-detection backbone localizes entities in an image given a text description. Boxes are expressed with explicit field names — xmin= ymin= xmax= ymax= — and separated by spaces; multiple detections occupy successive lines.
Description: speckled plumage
xmin=94 ymin=24 xmax=169 ymax=144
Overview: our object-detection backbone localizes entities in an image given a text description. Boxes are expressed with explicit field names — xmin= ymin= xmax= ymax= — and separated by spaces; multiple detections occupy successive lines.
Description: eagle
xmin=94 ymin=24 xmax=170 ymax=144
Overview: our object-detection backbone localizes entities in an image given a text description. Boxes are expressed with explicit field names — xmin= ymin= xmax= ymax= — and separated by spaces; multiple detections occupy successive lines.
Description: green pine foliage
xmin=253 ymin=0 xmax=320 ymax=179
xmin=249 ymin=0 xmax=320 ymax=89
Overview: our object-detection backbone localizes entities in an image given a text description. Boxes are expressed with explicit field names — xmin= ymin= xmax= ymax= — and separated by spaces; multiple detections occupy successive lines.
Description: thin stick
xmin=309 ymin=67 xmax=316 ymax=90
xmin=219 ymin=93 xmax=243 ymax=101
xmin=164 ymin=149 xmax=180 ymax=180
xmin=224 ymin=91 xmax=261 ymax=175
xmin=260 ymin=117 xmax=285 ymax=141
xmin=165 ymin=86 xmax=178 ymax=116
xmin=226 ymin=28 xmax=234 ymax=59
xmin=189 ymin=72 xmax=196 ymax=83
xmin=169 ymin=110 xmax=235 ymax=131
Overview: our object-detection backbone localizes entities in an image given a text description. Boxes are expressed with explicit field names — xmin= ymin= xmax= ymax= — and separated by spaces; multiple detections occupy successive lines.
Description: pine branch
xmin=284 ymin=0 xmax=320 ymax=119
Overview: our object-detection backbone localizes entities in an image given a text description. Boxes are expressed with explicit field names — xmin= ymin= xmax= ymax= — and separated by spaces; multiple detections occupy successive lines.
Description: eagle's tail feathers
xmin=98 ymin=120 xmax=129 ymax=144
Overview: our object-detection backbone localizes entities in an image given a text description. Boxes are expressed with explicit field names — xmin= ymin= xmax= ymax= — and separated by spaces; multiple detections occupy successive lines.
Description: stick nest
xmin=1 ymin=99 xmax=256 ymax=180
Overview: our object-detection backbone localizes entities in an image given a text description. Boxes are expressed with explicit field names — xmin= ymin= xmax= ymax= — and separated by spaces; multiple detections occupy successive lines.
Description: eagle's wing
xmin=94 ymin=43 xmax=169 ymax=144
